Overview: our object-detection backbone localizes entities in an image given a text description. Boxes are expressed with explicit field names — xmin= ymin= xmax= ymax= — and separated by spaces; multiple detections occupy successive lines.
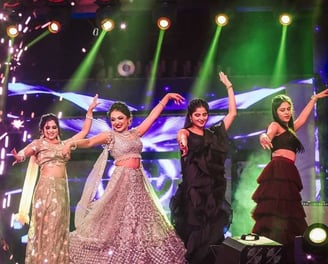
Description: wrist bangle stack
xmin=86 ymin=114 xmax=93 ymax=120
xmin=159 ymin=101 xmax=165 ymax=107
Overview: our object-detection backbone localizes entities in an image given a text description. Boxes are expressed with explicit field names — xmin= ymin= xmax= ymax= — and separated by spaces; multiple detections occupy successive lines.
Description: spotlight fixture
xmin=48 ymin=20 xmax=61 ymax=34
xmin=153 ymin=1 xmax=176 ymax=31
xmin=117 ymin=60 xmax=135 ymax=77
xmin=96 ymin=5 xmax=118 ymax=32
xmin=100 ymin=18 xmax=115 ymax=32
xmin=6 ymin=24 xmax=19 ymax=38
xmin=279 ymin=13 xmax=292 ymax=26
xmin=295 ymin=223 xmax=328 ymax=263
xmin=215 ymin=13 xmax=229 ymax=27
xmin=303 ymin=223 xmax=328 ymax=254
xmin=47 ymin=7 xmax=71 ymax=33
xmin=157 ymin=16 xmax=171 ymax=30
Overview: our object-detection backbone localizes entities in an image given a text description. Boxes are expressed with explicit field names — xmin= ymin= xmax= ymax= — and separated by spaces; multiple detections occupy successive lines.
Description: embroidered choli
xmin=107 ymin=128 xmax=142 ymax=163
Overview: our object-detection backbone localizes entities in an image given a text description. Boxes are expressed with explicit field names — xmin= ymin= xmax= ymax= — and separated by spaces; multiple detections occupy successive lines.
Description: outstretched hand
xmin=259 ymin=133 xmax=273 ymax=150
xmin=88 ymin=94 xmax=100 ymax=111
xmin=218 ymin=71 xmax=232 ymax=88
xmin=11 ymin=148 xmax=21 ymax=166
xmin=180 ymin=142 xmax=188 ymax=157
xmin=163 ymin=93 xmax=185 ymax=105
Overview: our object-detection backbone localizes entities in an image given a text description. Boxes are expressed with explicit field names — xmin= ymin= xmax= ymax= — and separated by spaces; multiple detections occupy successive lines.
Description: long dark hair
xmin=184 ymin=98 xmax=209 ymax=128
xmin=39 ymin=113 xmax=60 ymax=136
xmin=271 ymin=94 xmax=304 ymax=152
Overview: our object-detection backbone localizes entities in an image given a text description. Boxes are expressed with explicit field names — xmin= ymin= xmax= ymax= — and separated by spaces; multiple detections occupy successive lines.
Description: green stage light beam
xmin=63 ymin=29 xmax=107 ymax=92
xmin=144 ymin=29 xmax=165 ymax=108
xmin=25 ymin=31 xmax=50 ymax=49
xmin=48 ymin=30 xmax=106 ymax=117
xmin=271 ymin=25 xmax=287 ymax=87
xmin=191 ymin=26 xmax=222 ymax=98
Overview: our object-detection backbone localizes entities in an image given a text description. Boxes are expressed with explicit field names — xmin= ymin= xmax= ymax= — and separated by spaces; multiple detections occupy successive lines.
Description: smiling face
xmin=42 ymin=120 xmax=59 ymax=141
xmin=189 ymin=106 xmax=209 ymax=129
xmin=276 ymin=101 xmax=292 ymax=125
xmin=109 ymin=110 xmax=131 ymax=132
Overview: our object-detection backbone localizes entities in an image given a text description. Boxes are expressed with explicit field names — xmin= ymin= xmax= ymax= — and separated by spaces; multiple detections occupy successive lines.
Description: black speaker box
xmin=211 ymin=236 xmax=285 ymax=264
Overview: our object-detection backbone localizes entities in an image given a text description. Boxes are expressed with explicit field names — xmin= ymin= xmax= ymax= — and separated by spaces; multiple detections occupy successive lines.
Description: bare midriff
xmin=272 ymin=149 xmax=296 ymax=162
xmin=115 ymin=158 xmax=141 ymax=169
xmin=40 ymin=164 xmax=67 ymax=178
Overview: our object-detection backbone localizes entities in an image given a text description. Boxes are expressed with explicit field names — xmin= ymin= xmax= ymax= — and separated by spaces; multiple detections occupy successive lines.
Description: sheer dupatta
xmin=15 ymin=156 xmax=39 ymax=225
xmin=74 ymin=146 xmax=109 ymax=228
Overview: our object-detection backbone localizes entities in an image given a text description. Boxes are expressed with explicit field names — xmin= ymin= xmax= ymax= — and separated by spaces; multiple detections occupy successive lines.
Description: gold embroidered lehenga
xmin=69 ymin=129 xmax=187 ymax=264
xmin=19 ymin=139 xmax=70 ymax=264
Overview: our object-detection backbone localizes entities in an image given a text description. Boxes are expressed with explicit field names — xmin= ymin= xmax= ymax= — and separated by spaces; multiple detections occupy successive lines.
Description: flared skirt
xmin=69 ymin=166 xmax=186 ymax=264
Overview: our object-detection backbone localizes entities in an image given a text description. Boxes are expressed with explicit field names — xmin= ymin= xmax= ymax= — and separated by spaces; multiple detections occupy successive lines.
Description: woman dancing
xmin=63 ymin=93 xmax=187 ymax=263
xmin=170 ymin=72 xmax=237 ymax=264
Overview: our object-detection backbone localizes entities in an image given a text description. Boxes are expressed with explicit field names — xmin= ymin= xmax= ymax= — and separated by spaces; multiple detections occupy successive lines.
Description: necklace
xmin=116 ymin=130 xmax=131 ymax=138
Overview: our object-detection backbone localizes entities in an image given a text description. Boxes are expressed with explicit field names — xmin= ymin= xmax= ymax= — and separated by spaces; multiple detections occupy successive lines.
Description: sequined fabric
xmin=24 ymin=139 xmax=70 ymax=264
xmin=69 ymin=129 xmax=187 ymax=264
xmin=109 ymin=129 xmax=142 ymax=162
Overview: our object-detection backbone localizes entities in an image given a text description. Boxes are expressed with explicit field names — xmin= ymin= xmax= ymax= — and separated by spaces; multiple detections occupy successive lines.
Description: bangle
xmin=260 ymin=133 xmax=269 ymax=140
xmin=17 ymin=150 xmax=26 ymax=162
xmin=71 ymin=141 xmax=77 ymax=150
xmin=86 ymin=114 xmax=93 ymax=120
xmin=159 ymin=101 xmax=165 ymax=107
xmin=226 ymin=85 xmax=233 ymax=89
xmin=311 ymin=95 xmax=318 ymax=102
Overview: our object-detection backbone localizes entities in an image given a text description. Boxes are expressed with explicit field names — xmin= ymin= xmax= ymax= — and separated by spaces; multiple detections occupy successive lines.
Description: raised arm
xmin=294 ymin=88 xmax=328 ymax=131
xmin=136 ymin=93 xmax=185 ymax=136
xmin=219 ymin=72 xmax=237 ymax=130
xmin=69 ymin=94 xmax=100 ymax=141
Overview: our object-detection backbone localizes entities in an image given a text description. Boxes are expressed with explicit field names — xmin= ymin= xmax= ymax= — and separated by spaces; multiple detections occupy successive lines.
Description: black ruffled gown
xmin=170 ymin=121 xmax=233 ymax=264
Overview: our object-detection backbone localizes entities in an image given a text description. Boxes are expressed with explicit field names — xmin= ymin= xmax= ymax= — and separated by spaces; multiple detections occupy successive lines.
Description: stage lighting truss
xmin=303 ymin=223 xmax=328 ymax=255
xmin=215 ymin=13 xmax=229 ymax=27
